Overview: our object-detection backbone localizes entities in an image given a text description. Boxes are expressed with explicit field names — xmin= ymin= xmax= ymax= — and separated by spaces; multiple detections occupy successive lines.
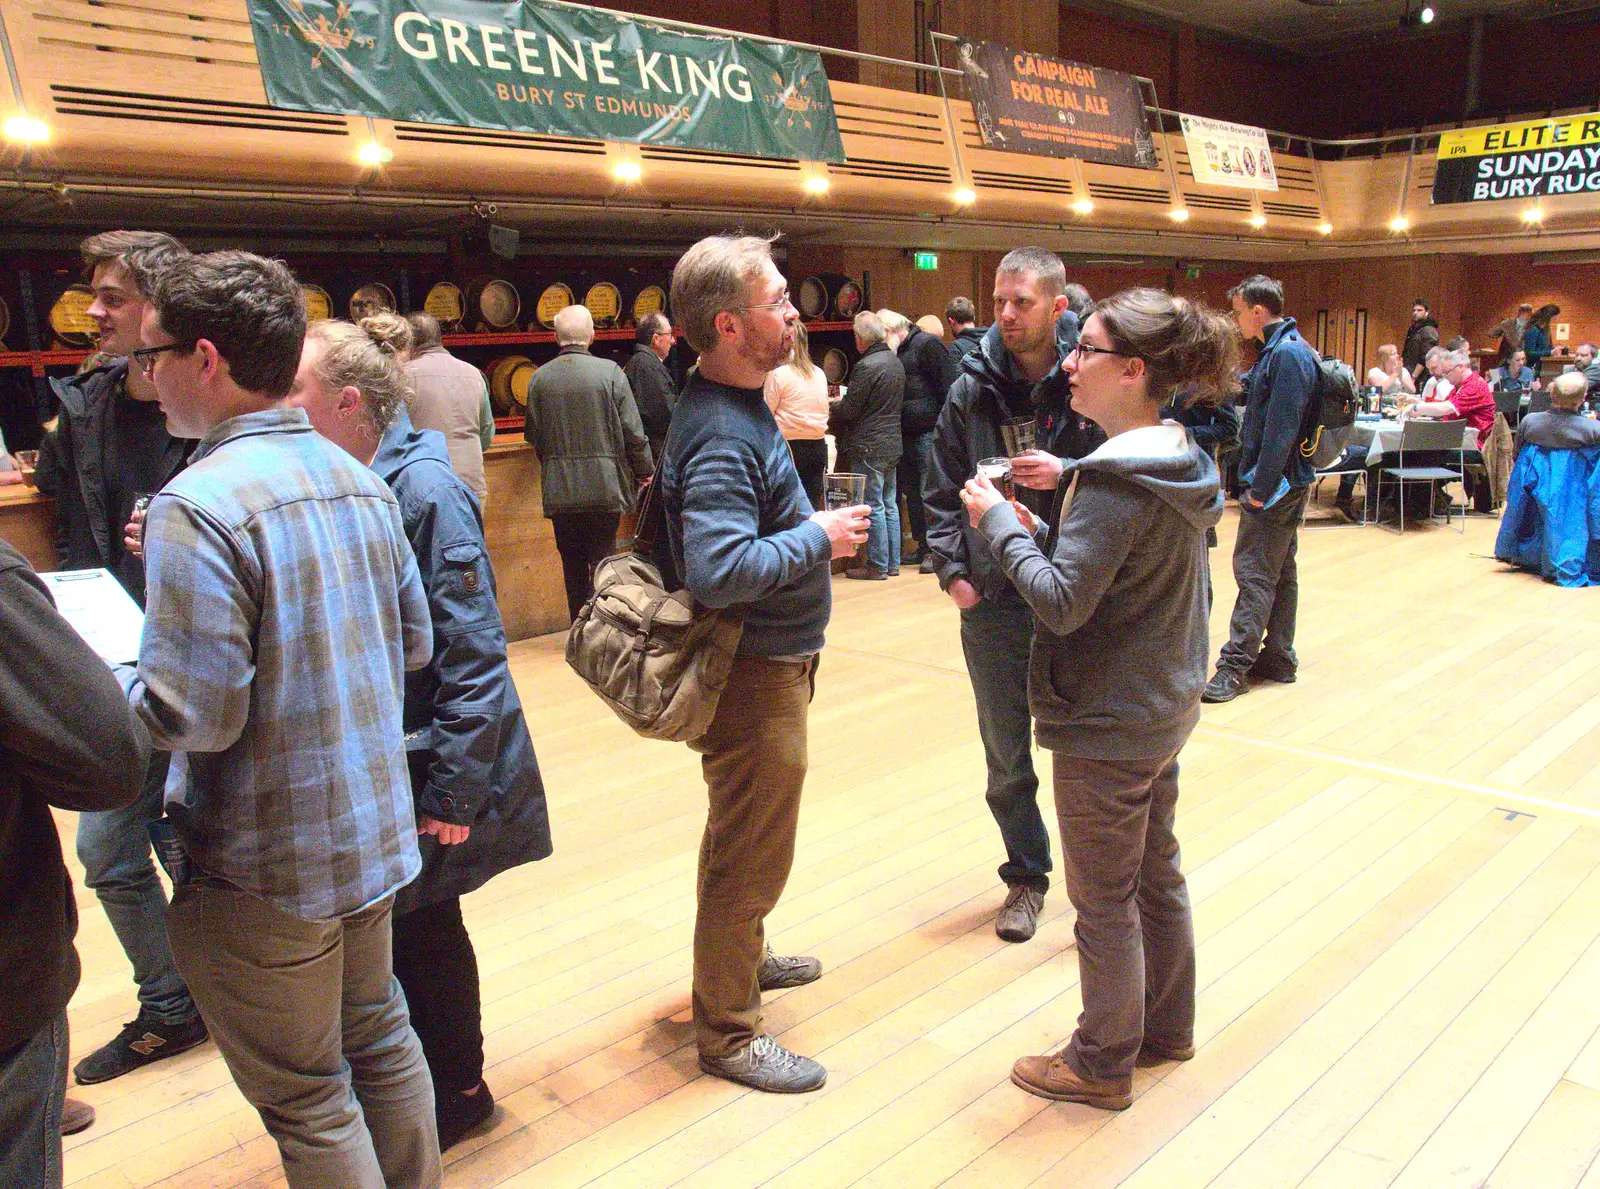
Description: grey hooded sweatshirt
xmin=977 ymin=423 xmax=1224 ymax=761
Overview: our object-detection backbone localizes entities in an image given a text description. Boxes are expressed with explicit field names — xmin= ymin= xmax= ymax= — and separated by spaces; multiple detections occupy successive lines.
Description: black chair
xmin=1376 ymin=418 xmax=1469 ymax=535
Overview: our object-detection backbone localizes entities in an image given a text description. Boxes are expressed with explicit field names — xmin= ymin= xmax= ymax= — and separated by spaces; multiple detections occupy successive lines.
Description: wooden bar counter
xmin=0 ymin=435 xmax=573 ymax=642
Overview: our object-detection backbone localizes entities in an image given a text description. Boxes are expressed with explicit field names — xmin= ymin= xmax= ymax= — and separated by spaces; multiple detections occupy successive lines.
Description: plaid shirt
xmin=119 ymin=408 xmax=432 ymax=920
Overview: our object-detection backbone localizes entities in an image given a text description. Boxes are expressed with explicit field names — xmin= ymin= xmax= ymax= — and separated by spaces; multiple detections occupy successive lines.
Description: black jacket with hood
xmin=947 ymin=325 xmax=986 ymax=369
xmin=830 ymin=341 xmax=904 ymax=465
xmin=46 ymin=360 xmax=188 ymax=605
xmin=924 ymin=311 xmax=1102 ymax=602
xmin=898 ymin=325 xmax=959 ymax=436
xmin=976 ymin=424 xmax=1224 ymax=760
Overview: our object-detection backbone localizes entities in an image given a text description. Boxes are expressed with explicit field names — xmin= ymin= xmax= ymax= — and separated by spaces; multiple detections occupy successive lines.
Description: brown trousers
xmin=1052 ymin=748 xmax=1195 ymax=1084
xmin=689 ymin=655 xmax=814 ymax=1057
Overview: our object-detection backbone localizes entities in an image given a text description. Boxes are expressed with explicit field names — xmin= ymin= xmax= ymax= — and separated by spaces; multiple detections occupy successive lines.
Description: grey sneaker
xmin=996 ymin=885 xmax=1045 ymax=942
xmin=699 ymin=1034 xmax=827 ymax=1093
xmin=757 ymin=946 xmax=822 ymax=991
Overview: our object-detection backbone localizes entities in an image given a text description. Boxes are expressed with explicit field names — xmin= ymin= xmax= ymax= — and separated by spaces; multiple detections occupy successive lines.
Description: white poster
xmin=1180 ymin=113 xmax=1279 ymax=191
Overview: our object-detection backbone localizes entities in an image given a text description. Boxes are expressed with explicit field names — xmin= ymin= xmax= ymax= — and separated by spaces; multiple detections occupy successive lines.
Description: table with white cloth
xmin=1348 ymin=417 xmax=1478 ymax=468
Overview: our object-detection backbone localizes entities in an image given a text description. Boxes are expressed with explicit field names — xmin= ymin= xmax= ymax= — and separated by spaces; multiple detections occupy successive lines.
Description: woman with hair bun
xmin=960 ymin=287 xmax=1235 ymax=1111
xmin=286 ymin=318 xmax=552 ymax=1151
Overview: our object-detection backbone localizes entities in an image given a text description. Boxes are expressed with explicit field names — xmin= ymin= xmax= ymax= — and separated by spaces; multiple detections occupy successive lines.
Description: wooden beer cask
xmin=631 ymin=284 xmax=668 ymax=327
xmin=820 ymin=347 xmax=850 ymax=384
xmin=0 ymin=294 xmax=10 ymax=345
xmin=487 ymin=354 xmax=536 ymax=416
xmin=532 ymin=282 xmax=574 ymax=330
xmin=422 ymin=280 xmax=466 ymax=331
xmin=349 ymin=282 xmax=396 ymax=321
xmin=797 ymin=274 xmax=865 ymax=322
xmin=463 ymin=277 xmax=520 ymax=331
xmin=583 ymin=281 xmax=622 ymax=329
xmin=48 ymin=284 xmax=98 ymax=348
xmin=301 ymin=285 xmax=333 ymax=323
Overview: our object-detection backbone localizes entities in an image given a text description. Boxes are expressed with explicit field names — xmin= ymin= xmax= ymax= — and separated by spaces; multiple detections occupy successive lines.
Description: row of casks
xmin=33 ymin=271 xmax=865 ymax=349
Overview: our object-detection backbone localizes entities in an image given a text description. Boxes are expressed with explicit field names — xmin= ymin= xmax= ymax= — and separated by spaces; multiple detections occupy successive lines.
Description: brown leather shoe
xmin=1010 ymin=1052 xmax=1132 ymax=1110
xmin=60 ymin=1097 xmax=95 ymax=1136
xmin=1134 ymin=1039 xmax=1196 ymax=1068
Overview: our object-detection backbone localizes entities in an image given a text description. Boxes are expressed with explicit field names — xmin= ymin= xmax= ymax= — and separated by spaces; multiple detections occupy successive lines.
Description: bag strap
xmin=632 ymin=455 xmax=668 ymax=556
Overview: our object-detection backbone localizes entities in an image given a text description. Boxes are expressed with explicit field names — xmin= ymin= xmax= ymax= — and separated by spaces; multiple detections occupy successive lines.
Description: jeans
xmin=786 ymin=438 xmax=828 ymax=514
xmin=1218 ymin=487 xmax=1308 ymax=676
xmin=75 ymin=751 xmax=198 ymax=1025
xmin=959 ymin=592 xmax=1050 ymax=894
xmin=391 ymin=897 xmax=484 ymax=1099
xmin=168 ymin=882 xmax=441 ymax=1189
xmin=898 ymin=430 xmax=936 ymax=553
xmin=1052 ymin=749 xmax=1194 ymax=1084
xmin=859 ymin=457 xmax=901 ymax=574
xmin=689 ymin=656 xmax=814 ymax=1057
xmin=0 ymin=1014 xmax=67 ymax=1189
xmin=550 ymin=510 xmax=620 ymax=621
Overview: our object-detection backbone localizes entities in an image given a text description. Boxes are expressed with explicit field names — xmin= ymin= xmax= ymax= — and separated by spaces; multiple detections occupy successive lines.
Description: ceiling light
xmin=1168 ymin=207 xmax=1190 ymax=223
xmin=1389 ymin=214 xmax=1411 ymax=233
xmin=1072 ymin=198 xmax=1094 ymax=215
xmin=1317 ymin=222 xmax=1334 ymax=235
xmin=803 ymin=174 xmax=830 ymax=194
xmin=953 ymin=186 xmax=977 ymax=205
xmin=613 ymin=160 xmax=642 ymax=182
xmin=356 ymin=141 xmax=393 ymax=166
xmin=1247 ymin=214 xmax=1267 ymax=229
xmin=1400 ymin=4 xmax=1436 ymax=27
xmin=3 ymin=115 xmax=49 ymax=144
xmin=1521 ymin=205 xmax=1544 ymax=223
xmin=1420 ymin=5 xmax=1435 ymax=23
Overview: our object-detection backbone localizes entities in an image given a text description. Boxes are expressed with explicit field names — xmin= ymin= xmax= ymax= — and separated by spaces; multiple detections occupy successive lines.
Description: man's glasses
xmin=130 ymin=342 xmax=195 ymax=377
xmin=737 ymin=290 xmax=794 ymax=313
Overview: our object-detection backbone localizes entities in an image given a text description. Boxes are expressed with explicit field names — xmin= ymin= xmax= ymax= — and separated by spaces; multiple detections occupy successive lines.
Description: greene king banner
xmin=956 ymin=40 xmax=1157 ymax=169
xmin=247 ymin=0 xmax=846 ymax=163
xmin=1432 ymin=112 xmax=1600 ymax=204
xmin=1179 ymin=113 xmax=1278 ymax=191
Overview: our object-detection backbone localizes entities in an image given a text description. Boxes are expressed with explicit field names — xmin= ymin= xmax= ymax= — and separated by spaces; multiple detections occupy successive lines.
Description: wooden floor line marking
xmin=1192 ymin=725 xmax=1600 ymax=827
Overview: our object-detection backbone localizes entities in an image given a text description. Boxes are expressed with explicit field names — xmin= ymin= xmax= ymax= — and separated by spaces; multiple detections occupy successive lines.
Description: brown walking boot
xmin=1010 ymin=1051 xmax=1132 ymax=1110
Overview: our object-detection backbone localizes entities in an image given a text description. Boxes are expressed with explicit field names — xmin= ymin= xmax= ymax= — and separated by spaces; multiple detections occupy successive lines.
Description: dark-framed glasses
xmin=130 ymin=341 xmax=196 ymax=377
xmin=1071 ymin=341 xmax=1138 ymax=361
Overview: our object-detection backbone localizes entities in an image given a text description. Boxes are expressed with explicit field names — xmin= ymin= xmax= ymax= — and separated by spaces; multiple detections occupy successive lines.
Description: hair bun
xmin=358 ymin=311 xmax=413 ymax=357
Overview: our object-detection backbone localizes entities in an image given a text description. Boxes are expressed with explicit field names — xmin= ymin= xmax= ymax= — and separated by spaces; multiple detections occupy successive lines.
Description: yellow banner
xmin=1437 ymin=112 xmax=1600 ymax=160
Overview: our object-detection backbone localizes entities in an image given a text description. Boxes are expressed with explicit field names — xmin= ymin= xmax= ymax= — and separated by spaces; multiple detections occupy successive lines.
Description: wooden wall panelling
xmin=1275 ymin=255 xmax=1468 ymax=371
xmin=1460 ymin=256 xmax=1600 ymax=358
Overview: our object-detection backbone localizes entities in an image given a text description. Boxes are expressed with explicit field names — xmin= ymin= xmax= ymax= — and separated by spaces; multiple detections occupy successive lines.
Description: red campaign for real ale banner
xmin=955 ymin=40 xmax=1158 ymax=170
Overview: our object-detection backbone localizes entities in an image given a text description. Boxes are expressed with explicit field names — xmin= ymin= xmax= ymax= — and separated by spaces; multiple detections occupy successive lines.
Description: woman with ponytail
xmin=959 ymin=288 xmax=1235 ymax=1111
xmin=287 ymin=317 xmax=552 ymax=1150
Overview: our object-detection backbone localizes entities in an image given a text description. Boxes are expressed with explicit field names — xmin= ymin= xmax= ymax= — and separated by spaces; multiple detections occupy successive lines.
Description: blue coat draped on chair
xmin=1494 ymin=443 xmax=1600 ymax=586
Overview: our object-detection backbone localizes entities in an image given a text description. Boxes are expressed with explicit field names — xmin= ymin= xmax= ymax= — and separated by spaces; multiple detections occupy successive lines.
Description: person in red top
xmin=1401 ymin=348 xmax=1496 ymax=510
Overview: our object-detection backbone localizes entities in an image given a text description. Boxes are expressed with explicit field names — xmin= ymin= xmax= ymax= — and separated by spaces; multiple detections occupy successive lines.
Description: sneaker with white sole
xmin=756 ymin=946 xmax=822 ymax=991
xmin=699 ymin=1034 xmax=827 ymax=1093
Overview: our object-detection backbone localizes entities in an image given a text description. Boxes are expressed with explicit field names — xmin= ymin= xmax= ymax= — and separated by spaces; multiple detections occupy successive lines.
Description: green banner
xmin=247 ymin=0 xmax=846 ymax=163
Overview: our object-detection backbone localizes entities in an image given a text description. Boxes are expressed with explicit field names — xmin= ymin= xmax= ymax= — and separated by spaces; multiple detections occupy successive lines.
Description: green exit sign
xmin=913 ymin=251 xmax=939 ymax=271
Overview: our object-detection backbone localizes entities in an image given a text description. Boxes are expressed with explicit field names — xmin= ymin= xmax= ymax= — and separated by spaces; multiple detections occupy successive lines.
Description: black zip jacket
xmin=898 ymin=326 xmax=959 ymax=436
xmin=925 ymin=312 xmax=1103 ymax=601
xmin=46 ymin=360 xmax=188 ymax=606
xmin=830 ymin=341 xmax=904 ymax=465
xmin=0 ymin=540 xmax=149 ymax=1057
xmin=948 ymin=325 xmax=986 ymax=369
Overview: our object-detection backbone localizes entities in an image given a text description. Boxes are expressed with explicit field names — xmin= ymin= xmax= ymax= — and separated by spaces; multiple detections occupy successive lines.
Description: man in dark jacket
xmin=946 ymin=296 xmax=986 ymax=369
xmin=897 ymin=310 xmax=959 ymax=572
xmin=0 ymin=539 xmax=150 ymax=1185
xmin=524 ymin=303 xmax=654 ymax=619
xmin=623 ymin=311 xmax=678 ymax=461
xmin=924 ymin=246 xmax=1102 ymax=946
xmin=42 ymin=230 xmax=209 ymax=1087
xmin=1203 ymin=274 xmax=1319 ymax=704
xmin=284 ymin=325 xmax=552 ymax=1153
xmin=831 ymin=310 xmax=905 ymax=579
xmin=1402 ymin=300 xmax=1440 ymax=392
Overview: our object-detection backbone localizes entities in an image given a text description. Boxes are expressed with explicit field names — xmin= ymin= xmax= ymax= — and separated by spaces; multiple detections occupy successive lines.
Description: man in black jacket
xmin=946 ymin=296 xmax=985 ymax=368
xmin=42 ymin=230 xmax=209 ymax=1087
xmin=0 ymin=539 xmax=150 ymax=1186
xmin=924 ymin=246 xmax=1101 ymax=945
xmin=1402 ymin=300 xmax=1440 ymax=392
xmin=896 ymin=309 xmax=959 ymax=573
xmin=831 ymin=310 xmax=905 ymax=579
xmin=623 ymin=311 xmax=678 ymax=462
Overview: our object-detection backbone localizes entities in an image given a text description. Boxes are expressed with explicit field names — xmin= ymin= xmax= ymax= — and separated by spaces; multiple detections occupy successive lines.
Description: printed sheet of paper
xmin=39 ymin=568 xmax=145 ymax=665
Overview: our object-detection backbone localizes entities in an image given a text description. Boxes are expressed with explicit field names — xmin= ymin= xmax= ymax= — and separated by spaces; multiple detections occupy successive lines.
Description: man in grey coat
xmin=523 ymin=303 xmax=654 ymax=619
xmin=623 ymin=311 xmax=678 ymax=461
xmin=404 ymin=313 xmax=496 ymax=504
xmin=830 ymin=310 xmax=905 ymax=579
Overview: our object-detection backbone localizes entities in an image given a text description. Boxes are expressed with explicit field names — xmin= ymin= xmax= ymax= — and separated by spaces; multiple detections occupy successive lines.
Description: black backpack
xmin=1299 ymin=354 xmax=1359 ymax=469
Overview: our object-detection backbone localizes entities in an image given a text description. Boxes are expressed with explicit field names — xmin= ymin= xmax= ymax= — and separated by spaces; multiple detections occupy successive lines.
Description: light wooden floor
xmin=57 ymin=497 xmax=1600 ymax=1189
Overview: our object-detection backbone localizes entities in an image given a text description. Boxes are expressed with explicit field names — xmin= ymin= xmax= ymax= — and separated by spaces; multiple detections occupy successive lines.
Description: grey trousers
xmin=1052 ymin=749 xmax=1195 ymax=1084
xmin=168 ymin=882 xmax=441 ymax=1189
xmin=1218 ymin=487 xmax=1309 ymax=675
